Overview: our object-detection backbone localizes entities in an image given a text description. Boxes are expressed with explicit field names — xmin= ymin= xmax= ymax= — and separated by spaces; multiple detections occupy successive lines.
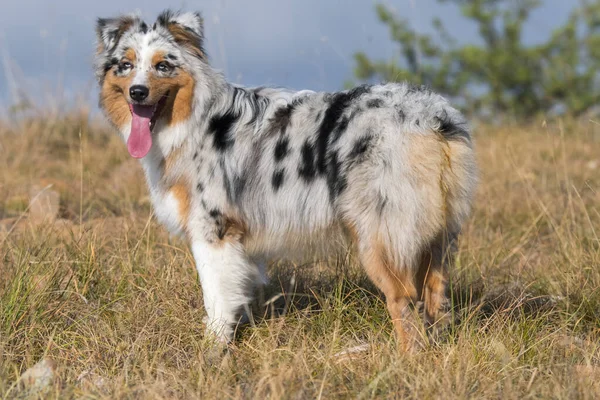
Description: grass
xmin=1 ymin=112 xmax=600 ymax=399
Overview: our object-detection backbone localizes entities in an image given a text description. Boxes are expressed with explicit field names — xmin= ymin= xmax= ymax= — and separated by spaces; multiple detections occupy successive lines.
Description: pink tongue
xmin=128 ymin=104 xmax=154 ymax=158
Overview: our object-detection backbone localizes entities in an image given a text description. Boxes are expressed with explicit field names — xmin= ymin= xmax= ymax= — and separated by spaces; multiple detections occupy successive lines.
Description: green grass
xmin=1 ymin=114 xmax=600 ymax=398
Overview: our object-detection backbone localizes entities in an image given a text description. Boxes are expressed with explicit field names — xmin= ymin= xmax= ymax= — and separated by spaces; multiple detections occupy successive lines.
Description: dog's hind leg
xmin=418 ymin=232 xmax=456 ymax=335
xmin=191 ymin=236 xmax=260 ymax=343
xmin=352 ymin=230 xmax=424 ymax=352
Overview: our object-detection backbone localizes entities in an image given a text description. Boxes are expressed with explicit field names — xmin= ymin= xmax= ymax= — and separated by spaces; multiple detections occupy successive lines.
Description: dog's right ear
xmin=156 ymin=10 xmax=206 ymax=60
xmin=96 ymin=15 xmax=140 ymax=54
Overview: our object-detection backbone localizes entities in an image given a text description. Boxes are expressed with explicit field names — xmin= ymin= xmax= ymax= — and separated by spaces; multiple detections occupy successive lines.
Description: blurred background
xmin=0 ymin=0 xmax=591 ymax=121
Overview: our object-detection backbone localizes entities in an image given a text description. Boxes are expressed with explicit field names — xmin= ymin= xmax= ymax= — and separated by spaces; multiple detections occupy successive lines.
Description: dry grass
xmin=1 ymin=113 xmax=600 ymax=399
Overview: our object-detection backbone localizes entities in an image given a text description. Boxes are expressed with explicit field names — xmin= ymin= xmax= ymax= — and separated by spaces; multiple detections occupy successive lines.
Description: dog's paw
xmin=200 ymin=337 xmax=230 ymax=369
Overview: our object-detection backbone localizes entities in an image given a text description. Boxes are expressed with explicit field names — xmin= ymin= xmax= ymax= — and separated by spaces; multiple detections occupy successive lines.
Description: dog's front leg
xmin=191 ymin=237 xmax=259 ymax=343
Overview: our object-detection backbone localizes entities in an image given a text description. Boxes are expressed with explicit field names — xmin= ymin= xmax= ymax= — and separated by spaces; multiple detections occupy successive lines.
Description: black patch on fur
xmin=103 ymin=58 xmax=118 ymax=74
xmin=268 ymin=103 xmax=295 ymax=135
xmin=139 ymin=22 xmax=148 ymax=33
xmin=332 ymin=108 xmax=362 ymax=144
xmin=366 ymin=98 xmax=383 ymax=108
xmin=326 ymin=151 xmax=347 ymax=201
xmin=298 ymin=140 xmax=316 ymax=181
xmin=196 ymin=182 xmax=204 ymax=192
xmin=331 ymin=116 xmax=350 ymax=144
xmin=314 ymin=110 xmax=322 ymax=123
xmin=274 ymin=137 xmax=290 ymax=162
xmin=376 ymin=196 xmax=388 ymax=216
xmin=435 ymin=112 xmax=470 ymax=142
xmin=208 ymin=111 xmax=239 ymax=151
xmin=220 ymin=159 xmax=247 ymax=204
xmin=272 ymin=169 xmax=285 ymax=191
xmin=156 ymin=10 xmax=176 ymax=27
xmin=193 ymin=151 xmax=198 ymax=160
xmin=316 ymin=85 xmax=370 ymax=174
xmin=247 ymin=90 xmax=269 ymax=127
xmin=232 ymin=175 xmax=247 ymax=202
xmin=348 ymin=134 xmax=373 ymax=164
xmin=207 ymin=208 xmax=226 ymax=239
xmin=166 ymin=53 xmax=177 ymax=60
xmin=406 ymin=84 xmax=430 ymax=95
xmin=396 ymin=106 xmax=405 ymax=122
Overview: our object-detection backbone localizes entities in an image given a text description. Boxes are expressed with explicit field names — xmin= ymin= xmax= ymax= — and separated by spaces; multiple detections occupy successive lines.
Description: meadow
xmin=1 ymin=112 xmax=599 ymax=398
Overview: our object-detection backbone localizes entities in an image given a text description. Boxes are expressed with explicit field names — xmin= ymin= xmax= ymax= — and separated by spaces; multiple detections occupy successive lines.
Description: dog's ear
xmin=96 ymin=15 xmax=140 ymax=54
xmin=156 ymin=10 xmax=205 ymax=59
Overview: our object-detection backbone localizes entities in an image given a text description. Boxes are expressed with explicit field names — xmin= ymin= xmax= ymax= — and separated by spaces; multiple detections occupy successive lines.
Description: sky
xmin=0 ymin=0 xmax=576 ymax=111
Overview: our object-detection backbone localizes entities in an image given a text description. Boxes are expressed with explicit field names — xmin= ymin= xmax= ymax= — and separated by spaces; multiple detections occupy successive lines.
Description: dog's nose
xmin=129 ymin=85 xmax=149 ymax=102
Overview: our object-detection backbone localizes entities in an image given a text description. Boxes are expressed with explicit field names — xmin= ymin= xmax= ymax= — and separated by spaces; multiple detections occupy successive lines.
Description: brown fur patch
xmin=147 ymin=68 xmax=195 ymax=127
xmin=165 ymin=24 xmax=205 ymax=59
xmin=161 ymin=146 xmax=182 ymax=175
xmin=169 ymin=183 xmax=190 ymax=226
xmin=416 ymin=238 xmax=449 ymax=327
xmin=100 ymin=68 xmax=133 ymax=129
xmin=123 ymin=48 xmax=137 ymax=63
xmin=151 ymin=51 xmax=166 ymax=66
xmin=357 ymin=236 xmax=422 ymax=351
xmin=222 ymin=217 xmax=247 ymax=243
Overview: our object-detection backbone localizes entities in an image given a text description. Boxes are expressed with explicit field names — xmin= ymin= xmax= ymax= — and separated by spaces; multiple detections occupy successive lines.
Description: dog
xmin=94 ymin=10 xmax=477 ymax=350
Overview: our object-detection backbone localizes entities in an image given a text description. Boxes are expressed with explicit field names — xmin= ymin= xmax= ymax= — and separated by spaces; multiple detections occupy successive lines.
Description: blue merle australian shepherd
xmin=94 ymin=10 xmax=477 ymax=351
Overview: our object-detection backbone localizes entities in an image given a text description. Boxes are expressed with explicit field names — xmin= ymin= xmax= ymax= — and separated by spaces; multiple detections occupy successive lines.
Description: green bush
xmin=353 ymin=0 xmax=600 ymax=119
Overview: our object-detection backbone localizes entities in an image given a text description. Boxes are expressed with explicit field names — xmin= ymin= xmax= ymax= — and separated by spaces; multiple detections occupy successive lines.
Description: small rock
xmin=489 ymin=339 xmax=512 ymax=366
xmin=18 ymin=358 xmax=56 ymax=395
xmin=29 ymin=185 xmax=60 ymax=223
xmin=333 ymin=343 xmax=371 ymax=363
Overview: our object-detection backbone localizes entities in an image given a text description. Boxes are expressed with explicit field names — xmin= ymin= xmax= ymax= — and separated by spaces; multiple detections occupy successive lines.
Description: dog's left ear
xmin=157 ymin=10 xmax=205 ymax=59
xmin=96 ymin=15 xmax=141 ymax=54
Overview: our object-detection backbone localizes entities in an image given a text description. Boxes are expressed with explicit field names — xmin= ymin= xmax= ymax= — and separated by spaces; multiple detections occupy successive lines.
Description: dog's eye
xmin=120 ymin=61 xmax=133 ymax=70
xmin=156 ymin=62 xmax=173 ymax=73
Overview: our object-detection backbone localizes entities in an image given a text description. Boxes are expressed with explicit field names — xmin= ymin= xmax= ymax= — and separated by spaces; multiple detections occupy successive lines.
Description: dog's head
xmin=94 ymin=10 xmax=205 ymax=158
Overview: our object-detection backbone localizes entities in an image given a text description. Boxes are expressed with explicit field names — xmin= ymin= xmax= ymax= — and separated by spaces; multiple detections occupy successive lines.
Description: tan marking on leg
xmin=169 ymin=183 xmax=190 ymax=227
xmin=424 ymin=269 xmax=446 ymax=326
xmin=358 ymin=239 xmax=422 ymax=352
xmin=417 ymin=239 xmax=451 ymax=334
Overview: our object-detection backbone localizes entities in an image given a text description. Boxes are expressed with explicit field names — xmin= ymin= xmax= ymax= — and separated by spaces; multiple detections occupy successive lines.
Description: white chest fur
xmin=141 ymin=151 xmax=188 ymax=237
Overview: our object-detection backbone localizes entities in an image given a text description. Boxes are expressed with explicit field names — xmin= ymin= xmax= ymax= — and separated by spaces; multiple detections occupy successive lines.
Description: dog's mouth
xmin=127 ymin=95 xmax=168 ymax=159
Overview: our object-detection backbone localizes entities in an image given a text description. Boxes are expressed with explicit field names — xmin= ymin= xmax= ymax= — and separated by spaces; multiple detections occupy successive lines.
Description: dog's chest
xmin=151 ymin=187 xmax=188 ymax=236
xmin=142 ymin=156 xmax=189 ymax=237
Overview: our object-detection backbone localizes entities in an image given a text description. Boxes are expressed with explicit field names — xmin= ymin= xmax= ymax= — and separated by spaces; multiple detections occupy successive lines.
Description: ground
xmin=1 ymin=113 xmax=599 ymax=399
